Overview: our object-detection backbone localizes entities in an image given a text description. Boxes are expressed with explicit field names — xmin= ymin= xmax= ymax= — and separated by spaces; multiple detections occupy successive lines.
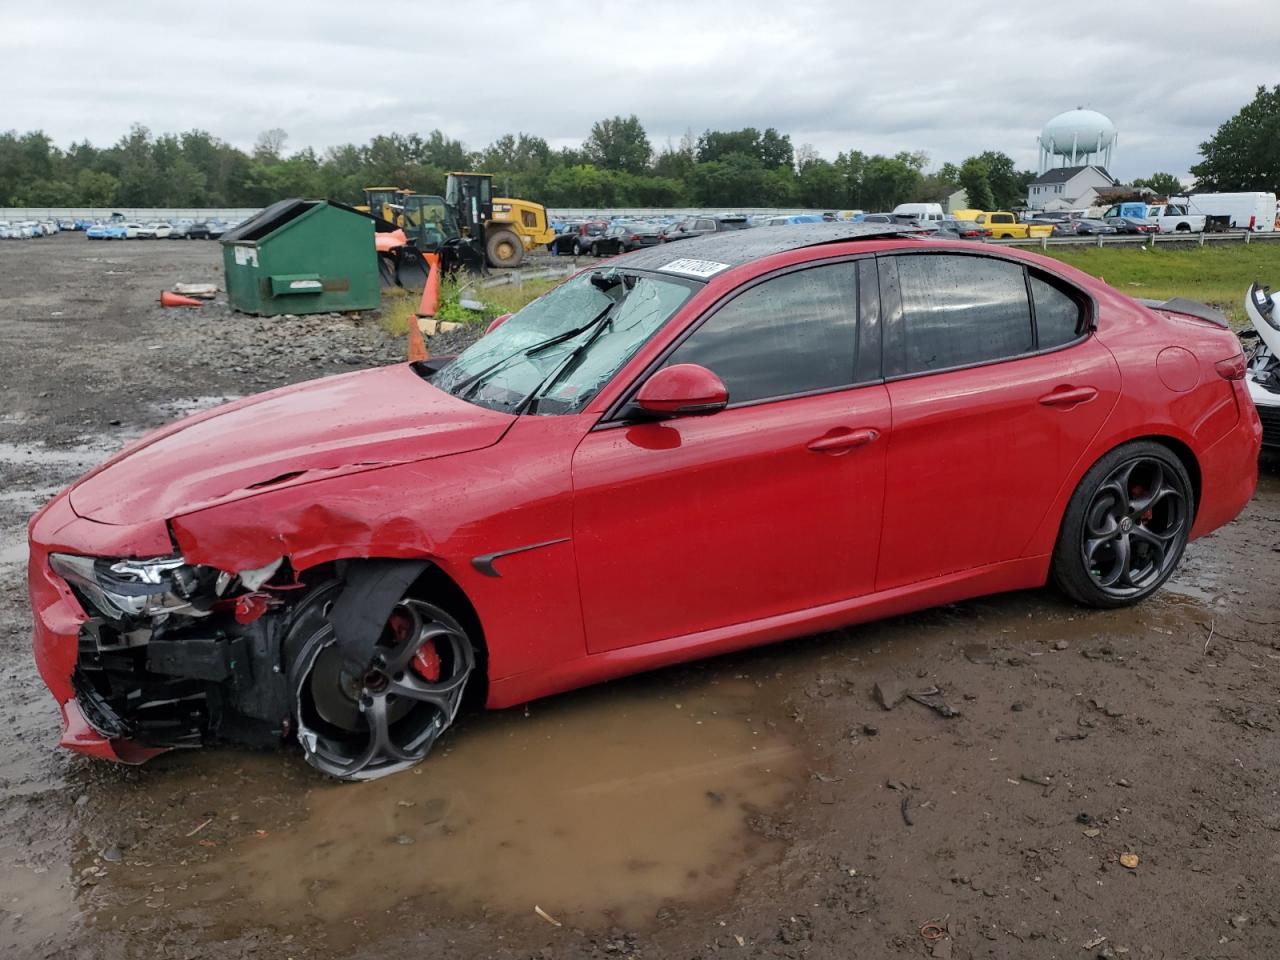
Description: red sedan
xmin=28 ymin=224 xmax=1260 ymax=780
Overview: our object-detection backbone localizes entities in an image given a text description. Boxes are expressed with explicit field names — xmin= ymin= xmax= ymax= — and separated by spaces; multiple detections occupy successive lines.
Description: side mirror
xmin=484 ymin=313 xmax=511 ymax=336
xmin=634 ymin=364 xmax=728 ymax=418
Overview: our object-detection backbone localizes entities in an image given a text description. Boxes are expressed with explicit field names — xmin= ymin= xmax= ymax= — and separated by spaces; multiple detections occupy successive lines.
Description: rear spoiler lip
xmin=1137 ymin=296 xmax=1229 ymax=328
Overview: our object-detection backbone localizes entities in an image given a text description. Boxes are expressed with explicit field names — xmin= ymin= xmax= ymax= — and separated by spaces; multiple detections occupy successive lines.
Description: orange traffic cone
xmin=407 ymin=316 xmax=429 ymax=362
xmin=407 ymin=252 xmax=440 ymax=362
xmin=160 ymin=290 xmax=203 ymax=308
xmin=417 ymin=253 xmax=440 ymax=318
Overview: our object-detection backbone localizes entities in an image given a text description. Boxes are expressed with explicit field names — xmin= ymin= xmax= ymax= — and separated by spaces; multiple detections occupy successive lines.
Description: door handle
xmin=807 ymin=428 xmax=880 ymax=453
xmin=1038 ymin=385 xmax=1097 ymax=407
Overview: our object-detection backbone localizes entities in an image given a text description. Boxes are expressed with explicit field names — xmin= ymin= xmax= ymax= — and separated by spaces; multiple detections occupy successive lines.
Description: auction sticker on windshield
xmin=659 ymin=258 xmax=731 ymax=279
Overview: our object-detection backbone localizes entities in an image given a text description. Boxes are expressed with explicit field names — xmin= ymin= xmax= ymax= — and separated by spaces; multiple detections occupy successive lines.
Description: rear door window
xmin=663 ymin=262 xmax=860 ymax=404
xmin=893 ymin=254 xmax=1034 ymax=373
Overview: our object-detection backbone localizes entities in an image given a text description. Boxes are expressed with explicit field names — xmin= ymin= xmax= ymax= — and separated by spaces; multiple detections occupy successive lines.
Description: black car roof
xmin=619 ymin=222 xmax=917 ymax=273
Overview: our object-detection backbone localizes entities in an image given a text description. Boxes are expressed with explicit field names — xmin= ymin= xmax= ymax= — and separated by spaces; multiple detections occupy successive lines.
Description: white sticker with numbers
xmin=658 ymin=258 xmax=731 ymax=279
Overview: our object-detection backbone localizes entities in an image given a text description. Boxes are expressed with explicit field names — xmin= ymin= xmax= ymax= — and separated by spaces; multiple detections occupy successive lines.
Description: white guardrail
xmin=997 ymin=230 xmax=1280 ymax=249
xmin=0 ymin=207 xmax=261 ymax=221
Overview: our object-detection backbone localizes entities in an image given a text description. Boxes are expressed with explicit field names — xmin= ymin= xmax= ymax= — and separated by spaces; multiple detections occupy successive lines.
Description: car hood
xmin=69 ymin=364 xmax=514 ymax=526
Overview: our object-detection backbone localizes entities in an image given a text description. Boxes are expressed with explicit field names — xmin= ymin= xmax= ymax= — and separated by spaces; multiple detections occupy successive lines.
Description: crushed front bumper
xmin=28 ymin=493 xmax=175 ymax=762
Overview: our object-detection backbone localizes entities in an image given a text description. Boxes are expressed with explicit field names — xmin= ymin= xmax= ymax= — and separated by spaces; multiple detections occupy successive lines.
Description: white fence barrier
xmin=0 ymin=208 xmax=260 ymax=222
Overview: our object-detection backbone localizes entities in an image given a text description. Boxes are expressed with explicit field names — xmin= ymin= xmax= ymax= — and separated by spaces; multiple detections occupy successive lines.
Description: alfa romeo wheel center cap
xmin=1120 ymin=517 xmax=1134 ymax=532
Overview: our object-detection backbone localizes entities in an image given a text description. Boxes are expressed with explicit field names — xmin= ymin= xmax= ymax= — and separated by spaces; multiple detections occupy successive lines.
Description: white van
xmin=1182 ymin=192 xmax=1278 ymax=232
xmin=892 ymin=202 xmax=944 ymax=223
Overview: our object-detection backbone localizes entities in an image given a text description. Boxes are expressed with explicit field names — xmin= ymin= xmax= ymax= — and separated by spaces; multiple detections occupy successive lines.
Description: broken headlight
xmin=49 ymin=554 xmax=219 ymax=622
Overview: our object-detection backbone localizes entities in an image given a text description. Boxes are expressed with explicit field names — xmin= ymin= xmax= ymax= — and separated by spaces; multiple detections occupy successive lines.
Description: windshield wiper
xmin=512 ymin=307 xmax=619 ymax=416
xmin=450 ymin=271 xmax=628 ymax=403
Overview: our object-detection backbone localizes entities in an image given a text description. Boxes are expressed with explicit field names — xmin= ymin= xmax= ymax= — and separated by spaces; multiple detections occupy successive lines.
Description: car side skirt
xmin=486 ymin=555 xmax=1048 ymax=709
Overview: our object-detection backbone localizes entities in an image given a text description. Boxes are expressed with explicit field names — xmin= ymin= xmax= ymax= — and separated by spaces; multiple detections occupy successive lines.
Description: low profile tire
xmin=1051 ymin=441 xmax=1193 ymax=608
xmin=286 ymin=583 xmax=475 ymax=781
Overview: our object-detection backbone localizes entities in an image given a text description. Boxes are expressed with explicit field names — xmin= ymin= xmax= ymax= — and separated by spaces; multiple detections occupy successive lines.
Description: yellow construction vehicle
xmin=359 ymin=173 xmax=554 ymax=268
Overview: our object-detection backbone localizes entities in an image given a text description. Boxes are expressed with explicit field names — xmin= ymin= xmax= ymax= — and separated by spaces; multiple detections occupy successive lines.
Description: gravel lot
xmin=1 ymin=233 xmax=1278 ymax=960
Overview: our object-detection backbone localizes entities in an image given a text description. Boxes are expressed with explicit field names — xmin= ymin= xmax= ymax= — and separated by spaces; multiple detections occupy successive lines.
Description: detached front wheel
xmin=287 ymin=587 xmax=475 ymax=781
xmin=1051 ymin=442 xmax=1192 ymax=608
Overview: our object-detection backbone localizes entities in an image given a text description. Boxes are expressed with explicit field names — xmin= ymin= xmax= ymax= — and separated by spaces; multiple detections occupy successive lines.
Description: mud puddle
xmin=45 ymin=672 xmax=802 ymax=951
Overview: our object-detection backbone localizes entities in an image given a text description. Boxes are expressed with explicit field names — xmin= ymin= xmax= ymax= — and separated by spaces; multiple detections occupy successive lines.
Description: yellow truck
xmin=970 ymin=211 xmax=1054 ymax=240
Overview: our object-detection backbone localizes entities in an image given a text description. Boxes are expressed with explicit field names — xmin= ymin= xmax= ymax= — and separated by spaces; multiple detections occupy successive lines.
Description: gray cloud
xmin=4 ymin=0 xmax=1278 ymax=180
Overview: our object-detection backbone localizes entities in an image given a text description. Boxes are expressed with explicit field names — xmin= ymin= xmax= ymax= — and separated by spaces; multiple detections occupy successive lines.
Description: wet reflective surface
xmin=2 ymin=671 xmax=801 ymax=953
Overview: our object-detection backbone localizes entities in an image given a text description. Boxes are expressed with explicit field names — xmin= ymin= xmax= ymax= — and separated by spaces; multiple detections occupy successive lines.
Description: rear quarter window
xmin=1031 ymin=275 xmax=1086 ymax=348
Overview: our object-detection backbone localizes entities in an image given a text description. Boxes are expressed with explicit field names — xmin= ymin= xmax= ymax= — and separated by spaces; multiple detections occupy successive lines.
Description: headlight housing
xmin=49 ymin=554 xmax=218 ymax=622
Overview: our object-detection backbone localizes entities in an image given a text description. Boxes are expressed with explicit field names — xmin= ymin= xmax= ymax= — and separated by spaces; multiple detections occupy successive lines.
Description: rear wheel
xmin=486 ymin=229 xmax=524 ymax=268
xmin=572 ymin=239 xmax=583 ymax=256
xmin=288 ymin=585 xmax=475 ymax=781
xmin=1051 ymin=442 xmax=1192 ymax=608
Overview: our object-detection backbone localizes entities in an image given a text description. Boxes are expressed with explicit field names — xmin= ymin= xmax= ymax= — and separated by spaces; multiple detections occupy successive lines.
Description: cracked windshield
xmin=433 ymin=270 xmax=694 ymax=413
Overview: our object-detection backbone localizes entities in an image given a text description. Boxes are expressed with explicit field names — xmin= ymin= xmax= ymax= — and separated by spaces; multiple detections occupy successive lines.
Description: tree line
xmin=2 ymin=90 xmax=1271 ymax=212
xmin=0 ymin=118 xmax=1039 ymax=211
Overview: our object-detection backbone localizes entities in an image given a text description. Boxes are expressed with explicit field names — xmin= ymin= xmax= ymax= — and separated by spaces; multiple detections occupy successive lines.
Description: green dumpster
xmin=220 ymin=199 xmax=380 ymax=316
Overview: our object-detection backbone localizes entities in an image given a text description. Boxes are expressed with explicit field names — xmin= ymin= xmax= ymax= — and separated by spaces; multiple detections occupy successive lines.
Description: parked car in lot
xmin=85 ymin=223 xmax=127 ymax=240
xmin=591 ymin=221 xmax=664 ymax=255
xmin=931 ymin=219 xmax=992 ymax=240
xmin=1055 ymin=218 xmax=1118 ymax=236
xmin=762 ymin=215 xmax=826 ymax=226
xmin=658 ymin=219 xmax=690 ymax=241
xmin=548 ymin=221 xmax=608 ymax=255
xmin=547 ymin=221 xmax=585 ymax=254
xmin=205 ymin=221 xmax=230 ymax=239
xmin=1105 ymin=216 xmax=1158 ymax=235
xmin=662 ymin=215 xmax=750 ymax=241
xmin=137 ymin=222 xmax=173 ymax=239
xmin=28 ymin=223 xmax=1259 ymax=782
xmin=185 ymin=221 xmax=213 ymax=240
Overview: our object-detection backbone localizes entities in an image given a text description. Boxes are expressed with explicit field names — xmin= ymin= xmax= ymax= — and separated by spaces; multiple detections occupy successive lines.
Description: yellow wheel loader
xmin=360 ymin=173 xmax=553 ymax=269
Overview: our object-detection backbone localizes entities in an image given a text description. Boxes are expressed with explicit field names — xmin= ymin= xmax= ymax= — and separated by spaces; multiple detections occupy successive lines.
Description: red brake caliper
xmin=1131 ymin=485 xmax=1153 ymax=522
xmin=388 ymin=610 xmax=441 ymax=682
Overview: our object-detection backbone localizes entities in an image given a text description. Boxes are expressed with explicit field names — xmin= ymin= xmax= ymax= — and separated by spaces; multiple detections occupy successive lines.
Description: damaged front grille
xmin=75 ymin=620 xmax=207 ymax=747
xmin=58 ymin=555 xmax=295 ymax=751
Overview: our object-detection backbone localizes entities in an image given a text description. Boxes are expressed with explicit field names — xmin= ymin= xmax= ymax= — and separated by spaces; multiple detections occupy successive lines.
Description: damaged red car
xmin=29 ymin=224 xmax=1260 ymax=780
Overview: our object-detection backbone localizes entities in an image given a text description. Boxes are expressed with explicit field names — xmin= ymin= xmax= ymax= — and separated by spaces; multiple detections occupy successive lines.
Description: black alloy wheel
xmin=1052 ymin=442 xmax=1192 ymax=608
xmin=289 ymin=588 xmax=475 ymax=781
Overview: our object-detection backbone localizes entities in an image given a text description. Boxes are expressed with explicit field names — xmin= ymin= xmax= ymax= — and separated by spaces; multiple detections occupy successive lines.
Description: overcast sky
xmin=5 ymin=1 xmax=1277 ymax=181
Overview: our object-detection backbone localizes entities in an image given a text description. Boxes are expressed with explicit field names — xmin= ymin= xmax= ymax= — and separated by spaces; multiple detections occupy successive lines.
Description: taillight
xmin=1249 ymin=215 xmax=1256 ymax=231
xmin=1215 ymin=353 xmax=1247 ymax=380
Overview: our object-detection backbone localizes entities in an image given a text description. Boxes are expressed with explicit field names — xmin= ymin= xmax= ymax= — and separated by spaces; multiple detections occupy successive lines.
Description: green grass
xmin=378 ymin=275 xmax=560 ymax=338
xmin=1039 ymin=243 xmax=1280 ymax=327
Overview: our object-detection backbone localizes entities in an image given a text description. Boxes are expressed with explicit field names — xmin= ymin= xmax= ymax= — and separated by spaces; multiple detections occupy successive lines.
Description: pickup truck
xmin=973 ymin=211 xmax=1054 ymax=239
xmin=1101 ymin=203 xmax=1205 ymax=234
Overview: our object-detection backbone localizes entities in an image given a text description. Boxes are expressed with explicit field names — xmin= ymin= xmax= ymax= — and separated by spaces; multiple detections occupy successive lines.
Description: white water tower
xmin=1038 ymin=108 xmax=1116 ymax=172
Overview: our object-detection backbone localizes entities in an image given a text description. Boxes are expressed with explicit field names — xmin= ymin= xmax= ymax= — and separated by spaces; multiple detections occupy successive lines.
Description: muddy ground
xmin=1 ymin=233 xmax=1278 ymax=960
